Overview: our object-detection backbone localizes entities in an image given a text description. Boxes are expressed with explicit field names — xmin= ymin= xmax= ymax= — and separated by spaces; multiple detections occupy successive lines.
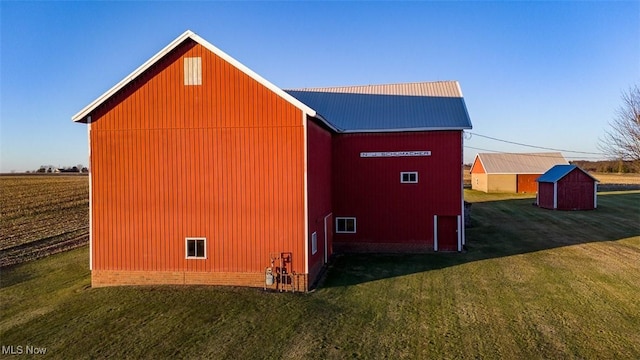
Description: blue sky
xmin=1 ymin=1 xmax=638 ymax=172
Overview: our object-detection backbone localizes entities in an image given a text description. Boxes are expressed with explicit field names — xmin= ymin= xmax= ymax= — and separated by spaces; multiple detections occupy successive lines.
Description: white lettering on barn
xmin=360 ymin=151 xmax=431 ymax=158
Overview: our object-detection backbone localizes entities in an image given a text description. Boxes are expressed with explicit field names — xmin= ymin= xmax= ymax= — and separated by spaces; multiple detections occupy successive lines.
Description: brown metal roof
xmin=289 ymin=81 xmax=462 ymax=98
xmin=472 ymin=152 xmax=569 ymax=174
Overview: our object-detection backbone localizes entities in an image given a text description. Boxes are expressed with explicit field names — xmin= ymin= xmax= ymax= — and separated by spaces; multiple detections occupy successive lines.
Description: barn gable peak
xmin=72 ymin=30 xmax=317 ymax=123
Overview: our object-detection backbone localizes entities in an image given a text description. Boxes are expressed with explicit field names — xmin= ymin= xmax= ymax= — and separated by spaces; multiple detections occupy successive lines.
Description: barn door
xmin=437 ymin=216 xmax=458 ymax=251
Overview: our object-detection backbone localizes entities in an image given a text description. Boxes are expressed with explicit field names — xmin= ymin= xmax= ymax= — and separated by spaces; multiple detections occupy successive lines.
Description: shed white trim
xmin=457 ymin=215 xmax=462 ymax=252
xmin=72 ymin=30 xmax=317 ymax=122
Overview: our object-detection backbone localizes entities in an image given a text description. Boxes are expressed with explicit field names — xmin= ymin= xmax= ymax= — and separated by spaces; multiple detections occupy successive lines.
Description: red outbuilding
xmin=537 ymin=165 xmax=599 ymax=210
xmin=72 ymin=30 xmax=473 ymax=291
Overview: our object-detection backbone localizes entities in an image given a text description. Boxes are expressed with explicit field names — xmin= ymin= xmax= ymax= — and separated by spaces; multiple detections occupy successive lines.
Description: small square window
xmin=336 ymin=217 xmax=356 ymax=233
xmin=311 ymin=232 xmax=318 ymax=255
xmin=401 ymin=171 xmax=418 ymax=183
xmin=186 ymin=238 xmax=206 ymax=259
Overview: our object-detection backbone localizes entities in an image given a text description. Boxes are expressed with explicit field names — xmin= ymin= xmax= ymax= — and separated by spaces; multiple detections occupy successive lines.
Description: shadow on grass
xmin=322 ymin=191 xmax=640 ymax=288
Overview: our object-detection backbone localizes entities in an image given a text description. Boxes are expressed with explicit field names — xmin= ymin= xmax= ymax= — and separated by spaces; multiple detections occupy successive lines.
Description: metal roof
xmin=72 ymin=30 xmax=317 ymax=123
xmin=471 ymin=152 xmax=569 ymax=174
xmin=290 ymin=81 xmax=463 ymax=97
xmin=537 ymin=165 xmax=599 ymax=183
xmin=285 ymin=82 xmax=472 ymax=132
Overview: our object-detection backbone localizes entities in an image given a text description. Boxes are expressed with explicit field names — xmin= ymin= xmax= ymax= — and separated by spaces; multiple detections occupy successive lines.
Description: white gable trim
xmin=72 ymin=30 xmax=317 ymax=122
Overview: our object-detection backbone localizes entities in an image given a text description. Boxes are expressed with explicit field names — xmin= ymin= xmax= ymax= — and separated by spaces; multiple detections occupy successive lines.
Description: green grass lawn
xmin=1 ymin=191 xmax=639 ymax=359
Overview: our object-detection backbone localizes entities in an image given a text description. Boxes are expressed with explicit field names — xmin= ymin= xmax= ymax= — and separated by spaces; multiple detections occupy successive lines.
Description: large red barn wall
xmin=89 ymin=40 xmax=306 ymax=278
xmin=306 ymin=119 xmax=333 ymax=281
xmin=557 ymin=169 xmax=595 ymax=210
xmin=332 ymin=131 xmax=463 ymax=250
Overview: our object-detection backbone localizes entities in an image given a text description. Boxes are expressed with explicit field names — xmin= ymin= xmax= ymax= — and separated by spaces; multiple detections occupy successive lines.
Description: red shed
xmin=536 ymin=165 xmax=598 ymax=210
xmin=72 ymin=30 xmax=473 ymax=290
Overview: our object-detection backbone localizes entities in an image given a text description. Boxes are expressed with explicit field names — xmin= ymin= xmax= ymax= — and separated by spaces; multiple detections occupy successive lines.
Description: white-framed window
xmin=311 ymin=232 xmax=318 ymax=255
xmin=401 ymin=171 xmax=418 ymax=183
xmin=184 ymin=57 xmax=202 ymax=85
xmin=336 ymin=217 xmax=356 ymax=233
xmin=185 ymin=237 xmax=206 ymax=259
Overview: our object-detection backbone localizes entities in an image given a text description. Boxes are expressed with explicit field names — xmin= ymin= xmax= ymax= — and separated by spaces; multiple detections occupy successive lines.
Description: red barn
xmin=72 ymin=30 xmax=473 ymax=291
xmin=537 ymin=165 xmax=598 ymax=210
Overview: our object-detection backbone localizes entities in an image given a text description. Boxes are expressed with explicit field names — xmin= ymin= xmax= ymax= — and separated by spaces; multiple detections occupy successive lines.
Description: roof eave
xmin=72 ymin=30 xmax=317 ymax=123
xmin=339 ymin=125 xmax=472 ymax=134
xmin=309 ymin=113 xmax=340 ymax=133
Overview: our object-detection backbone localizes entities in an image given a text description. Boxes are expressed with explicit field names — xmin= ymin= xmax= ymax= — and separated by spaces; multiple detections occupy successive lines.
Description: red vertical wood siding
xmin=306 ymin=119 xmax=333 ymax=280
xmin=557 ymin=169 xmax=595 ymax=210
xmin=332 ymin=131 xmax=462 ymax=246
xmin=89 ymin=40 xmax=306 ymax=274
xmin=537 ymin=182 xmax=555 ymax=209
xmin=516 ymin=174 xmax=540 ymax=193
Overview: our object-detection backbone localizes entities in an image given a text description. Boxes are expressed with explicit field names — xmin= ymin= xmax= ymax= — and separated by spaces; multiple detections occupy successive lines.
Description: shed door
xmin=438 ymin=216 xmax=458 ymax=251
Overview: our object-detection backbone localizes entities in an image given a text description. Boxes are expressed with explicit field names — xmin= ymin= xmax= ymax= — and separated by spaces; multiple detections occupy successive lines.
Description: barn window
xmin=336 ymin=217 xmax=356 ymax=233
xmin=184 ymin=57 xmax=202 ymax=85
xmin=185 ymin=238 xmax=206 ymax=259
xmin=311 ymin=232 xmax=318 ymax=255
xmin=401 ymin=171 xmax=418 ymax=183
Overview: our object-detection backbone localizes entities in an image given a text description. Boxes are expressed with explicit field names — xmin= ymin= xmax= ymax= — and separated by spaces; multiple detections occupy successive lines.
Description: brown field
xmin=0 ymin=175 xmax=89 ymax=267
xmin=591 ymin=172 xmax=640 ymax=184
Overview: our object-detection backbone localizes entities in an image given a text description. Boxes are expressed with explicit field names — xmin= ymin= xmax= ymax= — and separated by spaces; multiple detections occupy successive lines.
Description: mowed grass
xmin=1 ymin=191 xmax=639 ymax=359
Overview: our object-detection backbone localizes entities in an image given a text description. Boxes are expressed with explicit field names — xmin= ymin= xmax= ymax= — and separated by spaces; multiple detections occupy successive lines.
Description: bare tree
xmin=599 ymin=84 xmax=640 ymax=169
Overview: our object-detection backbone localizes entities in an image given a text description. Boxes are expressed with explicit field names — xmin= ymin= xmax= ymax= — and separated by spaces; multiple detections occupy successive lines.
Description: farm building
xmin=72 ymin=30 xmax=472 ymax=291
xmin=470 ymin=152 xmax=568 ymax=193
xmin=537 ymin=165 xmax=598 ymax=210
